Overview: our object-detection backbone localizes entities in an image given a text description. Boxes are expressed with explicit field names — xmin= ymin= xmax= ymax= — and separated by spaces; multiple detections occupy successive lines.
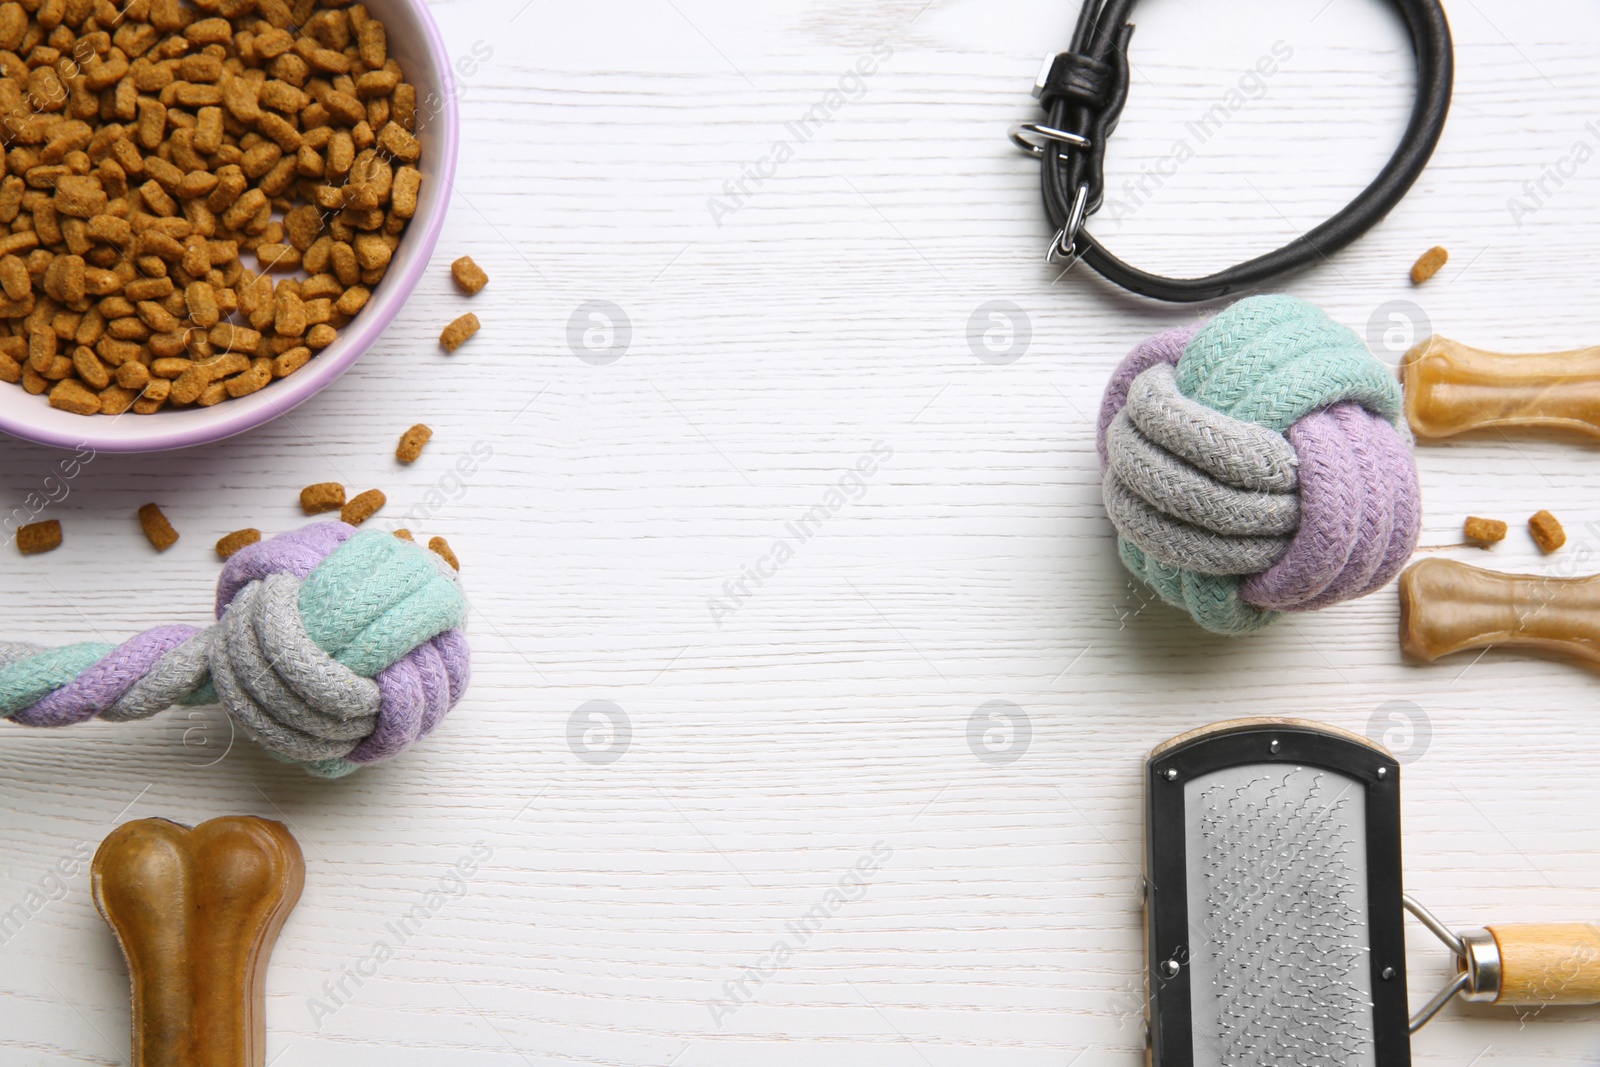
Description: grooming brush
xmin=1144 ymin=718 xmax=1600 ymax=1066
xmin=1404 ymin=336 xmax=1600 ymax=439
xmin=1399 ymin=558 xmax=1600 ymax=668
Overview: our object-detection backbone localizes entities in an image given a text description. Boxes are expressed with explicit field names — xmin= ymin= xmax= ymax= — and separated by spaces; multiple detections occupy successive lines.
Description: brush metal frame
xmin=1145 ymin=720 xmax=1409 ymax=1066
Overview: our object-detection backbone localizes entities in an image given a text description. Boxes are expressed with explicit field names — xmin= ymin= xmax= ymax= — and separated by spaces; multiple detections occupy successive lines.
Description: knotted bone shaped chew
xmin=0 ymin=523 xmax=469 ymax=777
xmin=1097 ymin=295 xmax=1421 ymax=634
xmin=94 ymin=817 xmax=303 ymax=1067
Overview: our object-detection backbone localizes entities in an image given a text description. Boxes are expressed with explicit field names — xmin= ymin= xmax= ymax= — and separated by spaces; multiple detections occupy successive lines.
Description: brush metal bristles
xmin=1185 ymin=766 xmax=1376 ymax=1067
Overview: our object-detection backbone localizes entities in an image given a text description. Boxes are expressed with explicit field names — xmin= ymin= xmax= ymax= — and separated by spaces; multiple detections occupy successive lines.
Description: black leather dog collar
xmin=1015 ymin=0 xmax=1454 ymax=303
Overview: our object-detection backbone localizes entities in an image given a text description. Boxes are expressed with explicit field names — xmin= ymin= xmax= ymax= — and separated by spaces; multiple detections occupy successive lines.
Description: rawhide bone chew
xmin=1399 ymin=557 xmax=1600 ymax=667
xmin=0 ymin=523 xmax=469 ymax=777
xmin=1404 ymin=335 xmax=1600 ymax=439
xmin=1098 ymin=296 xmax=1420 ymax=635
xmin=1145 ymin=718 xmax=1600 ymax=1066
xmin=94 ymin=817 xmax=303 ymax=1067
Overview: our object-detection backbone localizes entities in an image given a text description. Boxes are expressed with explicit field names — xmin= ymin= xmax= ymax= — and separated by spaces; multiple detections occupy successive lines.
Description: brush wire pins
xmin=0 ymin=523 xmax=469 ymax=778
xmin=1097 ymin=296 xmax=1420 ymax=634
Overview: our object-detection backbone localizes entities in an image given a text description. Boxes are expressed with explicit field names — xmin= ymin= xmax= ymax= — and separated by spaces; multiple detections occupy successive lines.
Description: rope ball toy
xmin=1097 ymin=295 xmax=1420 ymax=635
xmin=0 ymin=523 xmax=469 ymax=777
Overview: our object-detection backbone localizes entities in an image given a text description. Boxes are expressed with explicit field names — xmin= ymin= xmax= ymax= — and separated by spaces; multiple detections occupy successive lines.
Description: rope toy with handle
xmin=0 ymin=523 xmax=469 ymax=777
xmin=1097 ymin=295 xmax=1420 ymax=635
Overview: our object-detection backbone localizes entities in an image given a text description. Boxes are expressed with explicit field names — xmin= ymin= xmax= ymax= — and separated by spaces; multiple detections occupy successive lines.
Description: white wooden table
xmin=5 ymin=0 xmax=1600 ymax=1062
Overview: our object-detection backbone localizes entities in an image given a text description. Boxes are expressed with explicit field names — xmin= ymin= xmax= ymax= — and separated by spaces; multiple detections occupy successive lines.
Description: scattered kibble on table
xmin=300 ymin=482 xmax=346 ymax=515
xmin=396 ymin=424 xmax=433 ymax=464
xmin=215 ymin=528 xmax=261 ymax=561
xmin=138 ymin=504 xmax=179 ymax=552
xmin=451 ymin=257 xmax=489 ymax=296
xmin=341 ymin=489 xmax=386 ymax=527
xmin=1529 ymin=510 xmax=1567 ymax=554
xmin=1463 ymin=516 xmax=1507 ymax=545
xmin=1411 ymin=245 xmax=1449 ymax=285
xmin=394 ymin=529 xmax=415 ymax=542
xmin=17 ymin=520 xmax=61 ymax=556
xmin=428 ymin=536 xmax=459 ymax=571
xmin=440 ymin=313 xmax=480 ymax=353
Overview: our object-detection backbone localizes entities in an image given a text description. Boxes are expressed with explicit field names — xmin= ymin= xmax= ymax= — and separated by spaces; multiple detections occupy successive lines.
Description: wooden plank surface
xmin=5 ymin=0 xmax=1600 ymax=1062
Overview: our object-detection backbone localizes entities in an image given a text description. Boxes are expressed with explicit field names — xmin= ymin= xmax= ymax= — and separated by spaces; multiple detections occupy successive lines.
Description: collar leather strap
xmin=1021 ymin=0 xmax=1454 ymax=303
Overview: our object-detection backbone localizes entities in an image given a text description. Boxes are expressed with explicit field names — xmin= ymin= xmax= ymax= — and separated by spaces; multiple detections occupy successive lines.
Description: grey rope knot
xmin=1104 ymin=361 xmax=1302 ymax=575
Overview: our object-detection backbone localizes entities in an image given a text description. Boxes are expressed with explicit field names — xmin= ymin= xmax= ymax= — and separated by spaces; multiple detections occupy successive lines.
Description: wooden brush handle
xmin=1399 ymin=558 xmax=1600 ymax=665
xmin=92 ymin=817 xmax=304 ymax=1067
xmin=1402 ymin=335 xmax=1600 ymax=439
xmin=1486 ymin=924 xmax=1600 ymax=1005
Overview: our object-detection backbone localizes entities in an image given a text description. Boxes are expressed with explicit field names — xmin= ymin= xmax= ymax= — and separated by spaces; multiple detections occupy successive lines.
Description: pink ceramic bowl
xmin=0 ymin=0 xmax=458 ymax=454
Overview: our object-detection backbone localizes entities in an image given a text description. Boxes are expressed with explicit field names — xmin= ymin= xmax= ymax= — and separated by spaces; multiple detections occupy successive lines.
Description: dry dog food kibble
xmin=1411 ymin=246 xmax=1449 ymax=285
xmin=428 ymin=535 xmax=458 ymax=570
xmin=341 ymin=487 xmax=385 ymax=526
xmin=49 ymin=378 xmax=101 ymax=414
xmin=215 ymin=527 xmax=261 ymax=560
xmin=450 ymin=256 xmax=486 ymax=295
xmin=395 ymin=422 xmax=430 ymax=464
xmin=1529 ymin=510 xmax=1567 ymax=554
xmin=299 ymin=481 xmax=345 ymax=514
xmin=1463 ymin=516 xmax=1507 ymax=545
xmin=138 ymin=502 xmax=179 ymax=551
xmin=17 ymin=519 xmax=61 ymax=555
xmin=393 ymin=528 xmax=413 ymax=541
xmin=0 ymin=2 xmax=424 ymax=416
xmin=440 ymin=313 xmax=478 ymax=353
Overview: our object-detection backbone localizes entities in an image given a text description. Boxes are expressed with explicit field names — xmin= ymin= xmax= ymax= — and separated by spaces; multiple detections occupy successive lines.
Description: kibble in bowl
xmin=0 ymin=0 xmax=456 ymax=453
